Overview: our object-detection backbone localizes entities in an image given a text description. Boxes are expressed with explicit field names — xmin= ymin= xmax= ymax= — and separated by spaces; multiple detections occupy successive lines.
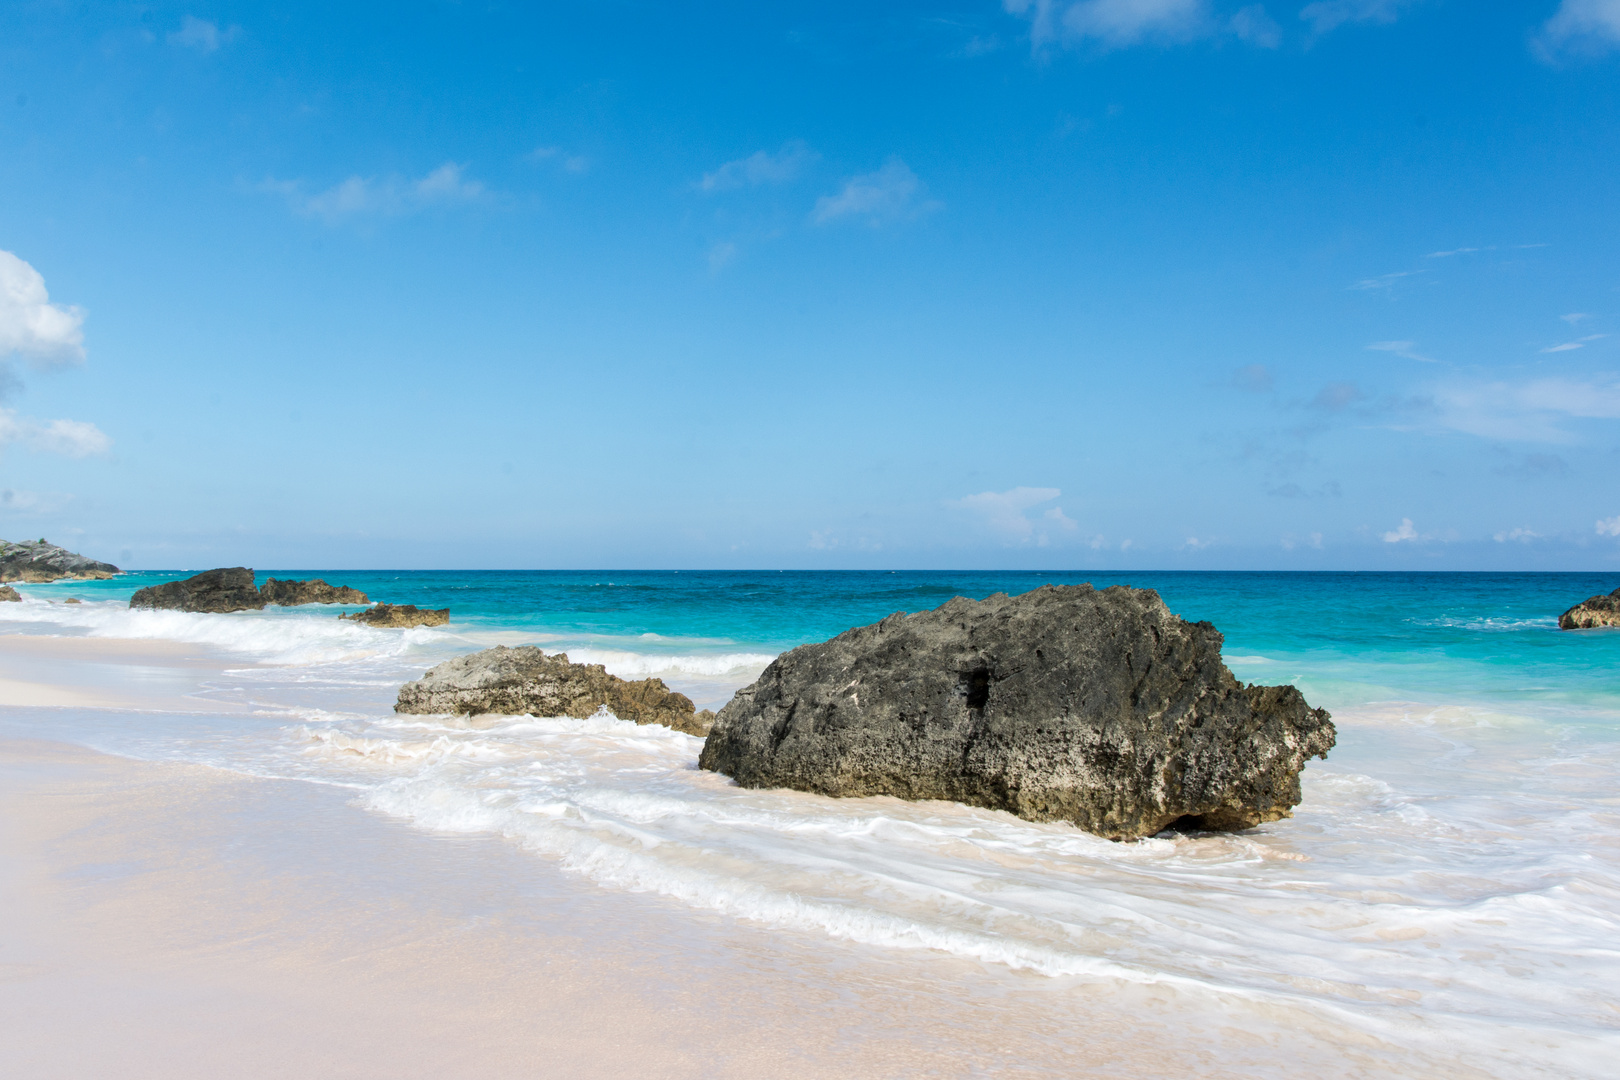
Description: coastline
xmin=2 ymin=600 xmax=1616 ymax=1078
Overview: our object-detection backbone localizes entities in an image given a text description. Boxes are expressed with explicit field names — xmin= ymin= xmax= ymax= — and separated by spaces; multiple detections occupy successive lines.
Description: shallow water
xmin=3 ymin=570 xmax=1618 ymax=1076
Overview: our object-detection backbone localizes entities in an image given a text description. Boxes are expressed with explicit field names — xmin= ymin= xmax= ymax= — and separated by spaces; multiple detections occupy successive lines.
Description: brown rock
xmin=0 ymin=585 xmax=20 ymax=601
xmin=394 ymin=645 xmax=715 ymax=736
xmin=340 ymin=603 xmax=450 ymax=628
xmin=1558 ymin=587 xmax=1620 ymax=630
xmin=260 ymin=578 xmax=370 ymax=606
xmin=129 ymin=568 xmax=267 ymax=613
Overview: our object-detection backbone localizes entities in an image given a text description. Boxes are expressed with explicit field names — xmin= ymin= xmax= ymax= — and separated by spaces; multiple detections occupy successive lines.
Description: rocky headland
xmin=395 ymin=645 xmax=714 ymax=736
xmin=340 ymin=603 xmax=449 ymax=628
xmin=698 ymin=584 xmax=1335 ymax=841
xmin=0 ymin=539 xmax=119 ymax=583
xmin=259 ymin=577 xmax=369 ymax=606
xmin=129 ymin=567 xmax=267 ymax=613
xmin=1558 ymin=587 xmax=1620 ymax=630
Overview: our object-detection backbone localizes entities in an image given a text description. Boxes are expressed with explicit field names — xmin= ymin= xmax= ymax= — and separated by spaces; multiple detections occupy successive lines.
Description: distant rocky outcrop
xmin=1558 ymin=587 xmax=1620 ymax=630
xmin=0 ymin=585 xmax=19 ymax=602
xmin=259 ymin=577 xmax=369 ymax=606
xmin=698 ymin=584 xmax=1335 ymax=841
xmin=340 ymin=603 xmax=449 ymax=628
xmin=395 ymin=645 xmax=715 ymax=736
xmin=129 ymin=567 xmax=267 ymax=613
xmin=0 ymin=539 xmax=119 ymax=583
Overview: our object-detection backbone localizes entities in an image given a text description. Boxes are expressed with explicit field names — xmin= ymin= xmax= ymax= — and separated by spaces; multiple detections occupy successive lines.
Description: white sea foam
xmin=0 ymin=596 xmax=447 ymax=665
xmin=8 ymin=594 xmax=1619 ymax=1075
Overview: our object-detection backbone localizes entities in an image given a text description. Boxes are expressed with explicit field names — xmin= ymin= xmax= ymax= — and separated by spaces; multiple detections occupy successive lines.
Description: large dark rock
xmin=1558 ymin=588 xmax=1620 ymax=630
xmin=395 ymin=645 xmax=716 ymax=736
xmin=0 ymin=585 xmax=19 ymax=602
xmin=698 ymin=584 xmax=1335 ymax=841
xmin=129 ymin=568 xmax=267 ymax=613
xmin=0 ymin=539 xmax=119 ymax=583
xmin=259 ymin=577 xmax=369 ymax=606
xmin=339 ymin=603 xmax=449 ymax=628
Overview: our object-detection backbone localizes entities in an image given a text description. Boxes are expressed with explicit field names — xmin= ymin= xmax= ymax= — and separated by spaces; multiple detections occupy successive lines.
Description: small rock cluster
xmin=1558 ymin=587 xmax=1620 ymax=630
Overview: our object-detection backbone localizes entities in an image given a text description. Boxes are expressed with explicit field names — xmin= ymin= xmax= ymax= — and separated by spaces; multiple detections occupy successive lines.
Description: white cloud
xmin=1493 ymin=528 xmax=1539 ymax=543
xmin=1183 ymin=535 xmax=1213 ymax=550
xmin=948 ymin=486 xmax=1078 ymax=545
xmin=262 ymin=162 xmax=486 ymax=224
xmin=0 ymin=488 xmax=72 ymax=515
xmin=1537 ymin=0 xmax=1620 ymax=57
xmin=1433 ymin=377 xmax=1620 ymax=442
xmin=1597 ymin=515 xmax=1620 ymax=537
xmin=1367 ymin=340 xmax=1437 ymax=363
xmin=1562 ymin=312 xmax=1592 ymax=324
xmin=1003 ymin=0 xmax=1211 ymax=48
xmin=701 ymin=141 xmax=818 ymax=192
xmin=1382 ymin=518 xmax=1417 ymax=543
xmin=1230 ymin=5 xmax=1282 ymax=46
xmin=813 ymin=158 xmax=939 ymax=226
xmin=0 ymin=251 xmax=86 ymax=364
xmin=528 ymin=146 xmax=589 ymax=173
xmin=0 ymin=408 xmax=111 ymax=458
xmin=168 ymin=15 xmax=237 ymax=53
xmin=1350 ymin=268 xmax=1428 ymax=291
xmin=1300 ymin=0 xmax=1419 ymax=34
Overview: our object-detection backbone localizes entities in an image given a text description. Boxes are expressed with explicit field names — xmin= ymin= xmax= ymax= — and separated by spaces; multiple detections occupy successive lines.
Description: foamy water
xmin=3 ymin=571 xmax=1618 ymax=1077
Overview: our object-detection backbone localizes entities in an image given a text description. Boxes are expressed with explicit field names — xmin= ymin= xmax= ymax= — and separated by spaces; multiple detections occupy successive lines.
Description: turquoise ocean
xmin=3 ymin=570 xmax=1617 ymax=1075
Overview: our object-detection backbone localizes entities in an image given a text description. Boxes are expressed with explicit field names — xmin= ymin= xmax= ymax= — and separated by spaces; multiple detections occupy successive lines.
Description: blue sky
xmin=3 ymin=0 xmax=1620 ymax=570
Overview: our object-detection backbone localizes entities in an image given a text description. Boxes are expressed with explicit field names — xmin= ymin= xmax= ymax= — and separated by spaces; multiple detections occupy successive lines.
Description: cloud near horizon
xmin=813 ymin=158 xmax=938 ymax=225
xmin=0 ymin=408 xmax=111 ymax=458
xmin=948 ymin=486 xmax=1080 ymax=546
xmin=262 ymin=163 xmax=486 ymax=223
xmin=0 ymin=251 xmax=86 ymax=365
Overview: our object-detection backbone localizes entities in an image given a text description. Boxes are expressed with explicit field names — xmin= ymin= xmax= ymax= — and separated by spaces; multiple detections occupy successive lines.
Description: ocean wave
xmin=0 ymin=596 xmax=448 ymax=665
xmin=561 ymin=647 xmax=777 ymax=680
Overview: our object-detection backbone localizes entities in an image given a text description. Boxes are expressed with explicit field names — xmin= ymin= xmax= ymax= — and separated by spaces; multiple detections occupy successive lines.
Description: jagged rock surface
xmin=0 ymin=585 xmax=19 ymax=601
xmin=0 ymin=539 xmax=119 ymax=583
xmin=395 ymin=645 xmax=715 ymax=736
xmin=698 ymin=584 xmax=1335 ymax=841
xmin=129 ymin=567 xmax=267 ymax=613
xmin=259 ymin=577 xmax=369 ymax=606
xmin=1558 ymin=588 xmax=1620 ymax=630
xmin=340 ymin=603 xmax=449 ymax=628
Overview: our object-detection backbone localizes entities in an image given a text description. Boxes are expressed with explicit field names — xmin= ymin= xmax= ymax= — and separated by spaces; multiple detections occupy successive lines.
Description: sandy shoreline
xmin=4 ymin=736 xmax=1210 ymax=1079
xmin=0 ymin=631 xmax=1570 ymax=1078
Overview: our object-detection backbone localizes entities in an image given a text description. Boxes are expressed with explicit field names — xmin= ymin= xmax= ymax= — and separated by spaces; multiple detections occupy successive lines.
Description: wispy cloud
xmin=261 ymin=163 xmax=486 ymax=223
xmin=1598 ymin=514 xmax=1620 ymax=537
xmin=0 ymin=251 xmax=85 ymax=364
xmin=0 ymin=408 xmax=110 ymax=458
xmin=527 ymin=146 xmax=589 ymax=173
xmin=1232 ymin=363 xmax=1273 ymax=392
xmin=1433 ymin=376 xmax=1620 ymax=442
xmin=813 ymin=158 xmax=939 ymax=226
xmin=1300 ymin=0 xmax=1421 ymax=34
xmin=1493 ymin=527 xmax=1540 ymax=543
xmin=1230 ymin=4 xmax=1282 ymax=47
xmin=1382 ymin=517 xmax=1418 ymax=543
xmin=1367 ymin=340 xmax=1438 ymax=363
xmin=947 ymin=486 xmax=1078 ymax=546
xmin=168 ymin=15 xmax=238 ymax=53
xmin=1540 ymin=334 xmax=1606 ymax=353
xmin=1350 ymin=268 xmax=1428 ymax=291
xmin=0 ymin=488 xmax=73 ymax=516
xmin=1535 ymin=0 xmax=1620 ymax=59
xmin=700 ymin=141 xmax=818 ymax=192
xmin=1003 ymin=0 xmax=1210 ymax=49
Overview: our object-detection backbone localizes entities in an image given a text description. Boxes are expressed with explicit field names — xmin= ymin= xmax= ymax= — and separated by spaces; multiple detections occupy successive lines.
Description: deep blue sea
xmin=3 ymin=569 xmax=1617 ymax=1076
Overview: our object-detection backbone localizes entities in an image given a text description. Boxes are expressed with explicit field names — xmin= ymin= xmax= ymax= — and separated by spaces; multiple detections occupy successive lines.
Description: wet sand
xmin=0 ymin=631 xmax=1505 ymax=1079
